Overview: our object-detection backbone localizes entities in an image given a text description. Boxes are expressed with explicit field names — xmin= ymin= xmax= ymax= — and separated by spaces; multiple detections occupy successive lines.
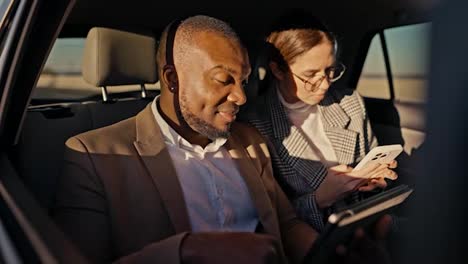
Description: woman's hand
xmin=315 ymin=161 xmax=397 ymax=208
xmin=315 ymin=165 xmax=365 ymax=208
xmin=356 ymin=160 xmax=398 ymax=192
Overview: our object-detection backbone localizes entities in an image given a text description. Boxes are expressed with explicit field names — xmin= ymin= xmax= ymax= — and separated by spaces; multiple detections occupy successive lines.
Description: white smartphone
xmin=352 ymin=144 xmax=403 ymax=172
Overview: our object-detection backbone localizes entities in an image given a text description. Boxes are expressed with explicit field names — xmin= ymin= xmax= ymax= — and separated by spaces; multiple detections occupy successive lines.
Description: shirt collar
xmin=151 ymin=96 xmax=227 ymax=153
xmin=276 ymin=86 xmax=314 ymax=113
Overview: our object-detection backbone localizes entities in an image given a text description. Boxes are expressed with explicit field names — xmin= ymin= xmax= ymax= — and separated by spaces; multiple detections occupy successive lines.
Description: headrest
xmin=82 ymin=27 xmax=158 ymax=87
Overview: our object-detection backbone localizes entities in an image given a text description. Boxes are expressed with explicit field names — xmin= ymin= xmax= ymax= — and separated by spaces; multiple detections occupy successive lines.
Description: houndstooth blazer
xmin=241 ymin=85 xmax=377 ymax=231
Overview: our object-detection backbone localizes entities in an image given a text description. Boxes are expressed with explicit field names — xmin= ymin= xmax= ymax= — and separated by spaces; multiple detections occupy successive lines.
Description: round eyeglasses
xmin=292 ymin=62 xmax=346 ymax=92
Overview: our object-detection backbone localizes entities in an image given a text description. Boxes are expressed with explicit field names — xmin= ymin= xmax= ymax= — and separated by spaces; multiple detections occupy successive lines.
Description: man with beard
xmin=53 ymin=15 xmax=391 ymax=264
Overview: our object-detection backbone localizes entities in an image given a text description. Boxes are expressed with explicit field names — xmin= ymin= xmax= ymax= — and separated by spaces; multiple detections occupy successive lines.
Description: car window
xmin=34 ymin=37 xmax=160 ymax=101
xmin=0 ymin=0 xmax=13 ymax=28
xmin=357 ymin=23 xmax=431 ymax=103
xmin=0 ymin=0 xmax=14 ymax=51
xmin=0 ymin=216 xmax=21 ymax=264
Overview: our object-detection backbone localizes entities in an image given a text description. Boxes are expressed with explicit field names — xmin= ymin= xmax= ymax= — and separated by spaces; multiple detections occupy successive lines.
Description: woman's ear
xmin=269 ymin=61 xmax=285 ymax=80
xmin=162 ymin=65 xmax=178 ymax=93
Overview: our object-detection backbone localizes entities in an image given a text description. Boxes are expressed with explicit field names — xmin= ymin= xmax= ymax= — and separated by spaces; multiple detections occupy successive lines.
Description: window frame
xmin=0 ymin=0 xmax=36 ymax=143
xmin=378 ymin=31 xmax=395 ymax=100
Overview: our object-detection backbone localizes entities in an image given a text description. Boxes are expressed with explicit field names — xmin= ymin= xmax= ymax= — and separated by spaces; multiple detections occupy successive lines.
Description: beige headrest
xmin=82 ymin=27 xmax=158 ymax=87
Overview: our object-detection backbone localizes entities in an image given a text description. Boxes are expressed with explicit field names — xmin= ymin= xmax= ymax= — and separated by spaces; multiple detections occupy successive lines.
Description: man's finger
xmin=354 ymin=227 xmax=365 ymax=239
xmin=374 ymin=214 xmax=392 ymax=241
xmin=336 ymin=244 xmax=347 ymax=256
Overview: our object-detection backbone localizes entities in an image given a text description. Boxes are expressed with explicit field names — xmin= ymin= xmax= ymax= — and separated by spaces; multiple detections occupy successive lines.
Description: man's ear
xmin=162 ymin=64 xmax=178 ymax=93
xmin=269 ymin=61 xmax=285 ymax=80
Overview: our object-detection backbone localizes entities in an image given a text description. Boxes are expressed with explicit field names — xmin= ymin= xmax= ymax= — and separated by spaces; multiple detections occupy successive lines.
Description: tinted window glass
xmin=34 ymin=38 xmax=159 ymax=101
xmin=357 ymin=23 xmax=431 ymax=103
xmin=0 ymin=0 xmax=13 ymax=28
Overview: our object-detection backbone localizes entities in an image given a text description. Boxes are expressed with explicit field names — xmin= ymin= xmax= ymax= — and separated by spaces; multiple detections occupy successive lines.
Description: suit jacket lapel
xmin=224 ymin=135 xmax=281 ymax=239
xmin=133 ymin=104 xmax=191 ymax=233
xmin=319 ymin=92 xmax=358 ymax=165
xmin=266 ymin=87 xmax=324 ymax=175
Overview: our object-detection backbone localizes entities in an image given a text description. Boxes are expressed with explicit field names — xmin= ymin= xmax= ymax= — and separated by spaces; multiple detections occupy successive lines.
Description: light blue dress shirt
xmin=152 ymin=98 xmax=259 ymax=232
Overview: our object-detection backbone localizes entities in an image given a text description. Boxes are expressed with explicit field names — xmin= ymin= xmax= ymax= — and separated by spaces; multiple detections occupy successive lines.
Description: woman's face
xmin=280 ymin=41 xmax=335 ymax=105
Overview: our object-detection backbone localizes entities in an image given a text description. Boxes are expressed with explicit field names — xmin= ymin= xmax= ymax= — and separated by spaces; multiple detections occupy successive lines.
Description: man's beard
xmin=179 ymin=92 xmax=231 ymax=140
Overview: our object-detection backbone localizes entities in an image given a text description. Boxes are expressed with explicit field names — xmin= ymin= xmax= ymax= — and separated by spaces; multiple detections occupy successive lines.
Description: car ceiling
xmin=62 ymin=0 xmax=438 ymax=44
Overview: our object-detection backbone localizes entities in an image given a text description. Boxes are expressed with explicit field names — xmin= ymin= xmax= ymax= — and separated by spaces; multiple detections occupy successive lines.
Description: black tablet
xmin=303 ymin=184 xmax=414 ymax=263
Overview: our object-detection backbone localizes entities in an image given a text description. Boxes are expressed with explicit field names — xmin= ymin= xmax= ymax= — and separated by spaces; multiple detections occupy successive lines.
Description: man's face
xmin=176 ymin=32 xmax=250 ymax=139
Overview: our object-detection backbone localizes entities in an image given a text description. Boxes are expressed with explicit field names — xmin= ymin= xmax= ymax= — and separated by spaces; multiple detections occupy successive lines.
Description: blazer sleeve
xmin=264 ymin=136 xmax=329 ymax=232
xmin=52 ymin=137 xmax=188 ymax=264
xmin=292 ymin=190 xmax=327 ymax=232
xmin=260 ymin=155 xmax=319 ymax=264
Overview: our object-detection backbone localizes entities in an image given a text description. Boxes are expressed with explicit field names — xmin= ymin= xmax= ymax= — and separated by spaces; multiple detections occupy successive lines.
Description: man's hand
xmin=335 ymin=214 xmax=393 ymax=264
xmin=181 ymin=232 xmax=280 ymax=264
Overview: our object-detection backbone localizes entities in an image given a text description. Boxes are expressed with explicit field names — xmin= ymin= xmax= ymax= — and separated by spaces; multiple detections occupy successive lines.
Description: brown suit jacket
xmin=52 ymin=104 xmax=317 ymax=264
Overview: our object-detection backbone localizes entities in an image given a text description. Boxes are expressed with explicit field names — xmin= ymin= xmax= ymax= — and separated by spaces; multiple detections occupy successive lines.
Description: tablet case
xmin=303 ymin=184 xmax=414 ymax=263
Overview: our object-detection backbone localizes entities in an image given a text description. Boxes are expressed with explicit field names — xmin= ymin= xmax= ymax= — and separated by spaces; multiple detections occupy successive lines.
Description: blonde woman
xmin=242 ymin=12 xmax=397 ymax=232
